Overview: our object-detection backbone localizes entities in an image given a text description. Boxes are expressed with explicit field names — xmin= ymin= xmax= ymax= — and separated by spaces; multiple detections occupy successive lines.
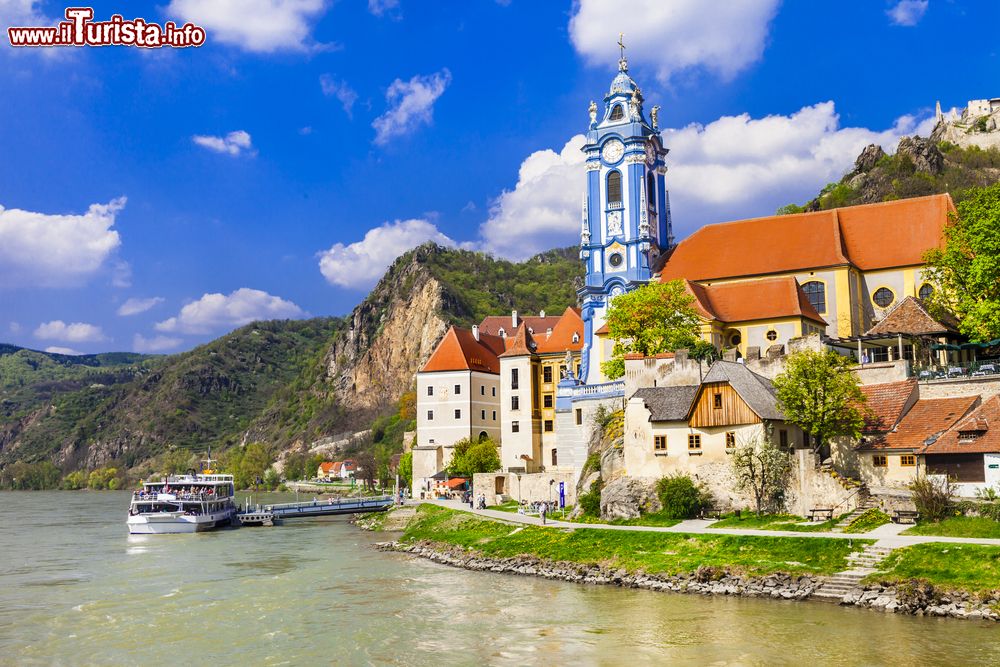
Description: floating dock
xmin=237 ymin=494 xmax=395 ymax=527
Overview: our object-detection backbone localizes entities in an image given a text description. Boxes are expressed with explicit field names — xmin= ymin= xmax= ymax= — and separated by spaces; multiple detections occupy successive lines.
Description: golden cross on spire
xmin=617 ymin=32 xmax=625 ymax=59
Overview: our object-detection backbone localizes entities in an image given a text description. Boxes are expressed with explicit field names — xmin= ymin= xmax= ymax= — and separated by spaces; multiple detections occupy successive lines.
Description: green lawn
xmin=709 ymin=513 xmax=840 ymax=533
xmin=903 ymin=515 xmax=1000 ymax=539
xmin=872 ymin=543 xmax=1000 ymax=593
xmin=402 ymin=504 xmax=865 ymax=577
xmin=841 ymin=509 xmax=892 ymax=534
xmin=487 ymin=501 xmax=681 ymax=527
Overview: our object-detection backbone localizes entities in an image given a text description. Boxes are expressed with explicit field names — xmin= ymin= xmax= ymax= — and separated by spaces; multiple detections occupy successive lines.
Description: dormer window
xmin=498 ymin=327 xmax=506 ymax=337
xmin=609 ymin=104 xmax=624 ymax=121
xmin=958 ymin=431 xmax=981 ymax=443
xmin=572 ymin=332 xmax=580 ymax=344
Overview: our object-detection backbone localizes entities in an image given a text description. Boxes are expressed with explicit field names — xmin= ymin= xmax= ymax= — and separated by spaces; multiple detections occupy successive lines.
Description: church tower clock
xmin=578 ymin=36 xmax=675 ymax=384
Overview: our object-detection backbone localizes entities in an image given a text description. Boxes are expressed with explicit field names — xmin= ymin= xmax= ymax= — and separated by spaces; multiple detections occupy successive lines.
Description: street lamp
xmin=517 ymin=474 xmax=522 ymax=506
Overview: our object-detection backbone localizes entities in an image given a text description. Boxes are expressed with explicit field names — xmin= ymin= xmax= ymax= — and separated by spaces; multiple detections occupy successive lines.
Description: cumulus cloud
xmin=118 ymin=297 xmax=165 ymax=317
xmin=0 ymin=197 xmax=124 ymax=288
xmin=887 ymin=0 xmax=928 ymax=26
xmin=367 ymin=0 xmax=400 ymax=18
xmin=133 ymin=333 xmax=182 ymax=353
xmin=155 ymin=288 xmax=305 ymax=335
xmin=0 ymin=0 xmax=50 ymax=28
xmin=320 ymin=74 xmax=358 ymax=119
xmin=569 ymin=0 xmax=780 ymax=82
xmin=192 ymin=130 xmax=255 ymax=157
xmin=34 ymin=320 xmax=106 ymax=343
xmin=44 ymin=346 xmax=81 ymax=355
xmin=479 ymin=135 xmax=587 ymax=261
xmin=478 ymin=102 xmax=937 ymax=259
xmin=165 ymin=0 xmax=329 ymax=53
xmin=372 ymin=69 xmax=451 ymax=145
xmin=318 ymin=218 xmax=455 ymax=289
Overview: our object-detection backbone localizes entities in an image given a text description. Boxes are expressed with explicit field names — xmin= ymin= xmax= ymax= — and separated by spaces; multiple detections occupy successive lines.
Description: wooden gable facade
xmin=688 ymin=381 xmax=762 ymax=428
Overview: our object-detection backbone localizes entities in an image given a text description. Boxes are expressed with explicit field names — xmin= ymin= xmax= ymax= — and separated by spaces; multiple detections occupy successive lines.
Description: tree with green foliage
xmin=87 ymin=466 xmax=123 ymax=490
xmin=923 ymin=183 xmax=1000 ymax=341
xmin=62 ymin=470 xmax=88 ymax=490
xmin=398 ymin=451 xmax=412 ymax=489
xmin=731 ymin=433 xmax=793 ymax=516
xmin=0 ymin=461 xmax=62 ymax=489
xmin=447 ymin=437 xmax=501 ymax=477
xmin=222 ymin=442 xmax=274 ymax=489
xmin=773 ymin=349 xmax=866 ymax=456
xmin=282 ymin=447 xmax=309 ymax=482
xmin=600 ymin=280 xmax=702 ymax=379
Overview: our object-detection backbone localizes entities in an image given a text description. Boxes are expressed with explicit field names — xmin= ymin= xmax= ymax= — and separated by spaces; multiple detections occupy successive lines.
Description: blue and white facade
xmin=578 ymin=54 xmax=674 ymax=384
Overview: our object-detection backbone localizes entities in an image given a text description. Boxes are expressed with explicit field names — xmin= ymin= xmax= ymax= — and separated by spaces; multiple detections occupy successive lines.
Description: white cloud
xmin=367 ymin=0 xmax=400 ymax=18
xmin=118 ymin=297 xmax=165 ymax=317
xmin=569 ymin=0 xmax=780 ymax=82
xmin=320 ymin=75 xmax=358 ymax=119
xmin=318 ymin=218 xmax=455 ymax=289
xmin=0 ymin=0 xmax=50 ymax=28
xmin=478 ymin=102 xmax=936 ymax=259
xmin=0 ymin=197 xmax=124 ymax=288
xmin=155 ymin=288 xmax=305 ymax=334
xmin=34 ymin=320 xmax=106 ymax=343
xmin=44 ymin=346 xmax=81 ymax=355
xmin=372 ymin=69 xmax=451 ymax=145
xmin=479 ymin=135 xmax=587 ymax=261
xmin=165 ymin=0 xmax=329 ymax=53
xmin=192 ymin=130 xmax=255 ymax=157
xmin=8 ymin=322 xmax=21 ymax=334
xmin=887 ymin=0 xmax=928 ymax=26
xmin=133 ymin=334 xmax=182 ymax=354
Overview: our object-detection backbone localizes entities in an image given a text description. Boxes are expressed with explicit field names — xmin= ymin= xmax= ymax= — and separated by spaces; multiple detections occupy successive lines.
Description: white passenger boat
xmin=127 ymin=465 xmax=236 ymax=534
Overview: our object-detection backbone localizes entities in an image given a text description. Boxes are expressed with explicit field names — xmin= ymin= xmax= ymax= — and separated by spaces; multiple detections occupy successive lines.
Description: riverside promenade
xmin=423 ymin=499 xmax=1000 ymax=549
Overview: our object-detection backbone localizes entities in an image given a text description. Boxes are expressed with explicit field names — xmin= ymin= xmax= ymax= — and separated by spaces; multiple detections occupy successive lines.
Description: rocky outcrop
xmin=841 ymin=581 xmax=1000 ymax=622
xmin=896 ymin=136 xmax=945 ymax=175
xmin=852 ymin=143 xmax=887 ymax=175
xmin=325 ymin=249 xmax=450 ymax=412
xmin=599 ymin=477 xmax=661 ymax=520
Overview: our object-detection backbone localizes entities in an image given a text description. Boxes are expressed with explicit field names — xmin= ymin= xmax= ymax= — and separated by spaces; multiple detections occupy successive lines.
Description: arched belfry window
xmin=609 ymin=104 xmax=624 ymax=121
xmin=607 ymin=171 xmax=622 ymax=205
xmin=646 ymin=172 xmax=657 ymax=212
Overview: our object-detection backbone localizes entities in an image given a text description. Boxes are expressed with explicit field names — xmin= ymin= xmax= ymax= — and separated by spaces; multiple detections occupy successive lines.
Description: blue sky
xmin=1 ymin=0 xmax=997 ymax=354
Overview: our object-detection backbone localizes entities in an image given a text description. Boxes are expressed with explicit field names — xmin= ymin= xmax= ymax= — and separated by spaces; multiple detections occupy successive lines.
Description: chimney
xmin=511 ymin=310 xmax=518 ymax=327
xmin=472 ymin=324 xmax=480 ymax=341
xmin=540 ymin=309 xmax=546 ymax=319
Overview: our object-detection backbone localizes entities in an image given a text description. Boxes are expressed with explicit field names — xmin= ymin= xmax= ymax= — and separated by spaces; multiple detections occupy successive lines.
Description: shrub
xmin=578 ymin=478 xmax=603 ymax=517
xmin=655 ymin=474 xmax=712 ymax=519
xmin=909 ymin=476 xmax=954 ymax=522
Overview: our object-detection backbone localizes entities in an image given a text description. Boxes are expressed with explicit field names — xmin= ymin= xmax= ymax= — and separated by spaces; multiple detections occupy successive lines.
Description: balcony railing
xmin=569 ymin=380 xmax=625 ymax=398
xmin=912 ymin=359 xmax=1000 ymax=381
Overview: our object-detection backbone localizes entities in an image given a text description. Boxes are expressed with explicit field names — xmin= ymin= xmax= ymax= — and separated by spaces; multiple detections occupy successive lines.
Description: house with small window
xmin=920 ymin=396 xmax=1000 ymax=495
xmin=317 ymin=461 xmax=337 ymax=481
xmin=624 ymin=361 xmax=807 ymax=500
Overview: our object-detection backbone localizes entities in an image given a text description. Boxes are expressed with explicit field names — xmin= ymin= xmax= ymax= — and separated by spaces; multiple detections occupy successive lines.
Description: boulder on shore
xmin=600 ymin=477 xmax=660 ymax=521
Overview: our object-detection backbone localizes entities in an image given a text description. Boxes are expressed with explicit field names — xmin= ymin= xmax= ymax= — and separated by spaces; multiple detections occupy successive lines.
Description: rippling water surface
xmin=1 ymin=491 xmax=998 ymax=666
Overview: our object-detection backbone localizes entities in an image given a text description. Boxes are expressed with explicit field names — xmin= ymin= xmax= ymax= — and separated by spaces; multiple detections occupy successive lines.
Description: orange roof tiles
xmin=660 ymin=194 xmax=951 ymax=282
xmin=319 ymin=462 xmax=336 ymax=473
xmin=865 ymin=296 xmax=958 ymax=336
xmin=857 ymin=379 xmax=918 ymax=434
xmin=922 ymin=396 xmax=1000 ymax=455
xmin=420 ymin=326 xmax=505 ymax=374
xmin=478 ymin=314 xmax=563 ymax=337
xmin=684 ymin=277 xmax=826 ymax=325
xmin=499 ymin=307 xmax=584 ymax=358
xmin=862 ymin=395 xmax=978 ymax=451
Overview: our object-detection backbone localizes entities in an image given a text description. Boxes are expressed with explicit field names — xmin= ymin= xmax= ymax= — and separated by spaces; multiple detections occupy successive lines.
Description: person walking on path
xmin=540 ymin=501 xmax=548 ymax=525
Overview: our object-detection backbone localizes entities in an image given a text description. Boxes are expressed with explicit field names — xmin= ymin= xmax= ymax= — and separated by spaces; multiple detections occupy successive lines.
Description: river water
xmin=1 ymin=491 xmax=998 ymax=666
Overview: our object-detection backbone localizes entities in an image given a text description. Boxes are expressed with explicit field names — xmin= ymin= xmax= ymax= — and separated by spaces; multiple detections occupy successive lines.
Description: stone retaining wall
xmin=377 ymin=539 xmax=1000 ymax=623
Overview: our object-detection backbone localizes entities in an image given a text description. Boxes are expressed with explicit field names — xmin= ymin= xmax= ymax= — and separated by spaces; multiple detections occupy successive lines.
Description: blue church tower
xmin=578 ymin=39 xmax=674 ymax=384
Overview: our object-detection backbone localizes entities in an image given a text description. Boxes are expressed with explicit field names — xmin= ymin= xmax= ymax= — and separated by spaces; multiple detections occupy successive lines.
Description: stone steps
xmin=811 ymin=544 xmax=893 ymax=602
xmin=831 ymin=496 xmax=879 ymax=532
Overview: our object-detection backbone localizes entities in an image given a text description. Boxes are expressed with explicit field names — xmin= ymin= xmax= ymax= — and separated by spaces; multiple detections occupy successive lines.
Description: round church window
xmin=766 ymin=330 xmax=778 ymax=342
xmin=729 ymin=333 xmax=742 ymax=346
xmin=873 ymin=287 xmax=895 ymax=308
xmin=609 ymin=252 xmax=623 ymax=268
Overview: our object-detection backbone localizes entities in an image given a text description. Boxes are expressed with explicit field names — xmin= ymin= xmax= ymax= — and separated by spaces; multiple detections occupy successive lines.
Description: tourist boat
xmin=126 ymin=456 xmax=236 ymax=534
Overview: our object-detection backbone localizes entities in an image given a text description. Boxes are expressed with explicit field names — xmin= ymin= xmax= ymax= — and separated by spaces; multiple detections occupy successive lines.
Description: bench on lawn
xmin=700 ymin=507 xmax=728 ymax=520
xmin=892 ymin=509 xmax=920 ymax=524
xmin=809 ymin=508 xmax=834 ymax=522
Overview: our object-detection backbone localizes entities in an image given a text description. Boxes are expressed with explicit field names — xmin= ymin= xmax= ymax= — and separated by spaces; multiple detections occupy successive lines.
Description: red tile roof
xmin=420 ymin=326 xmax=506 ymax=374
xmin=921 ymin=396 xmax=1000 ymax=455
xmin=860 ymin=395 xmax=978 ymax=451
xmin=684 ymin=277 xmax=827 ymax=325
xmin=857 ymin=379 xmax=918 ymax=434
xmin=319 ymin=462 xmax=336 ymax=473
xmin=499 ymin=307 xmax=584 ymax=358
xmin=865 ymin=296 xmax=958 ymax=336
xmin=660 ymin=194 xmax=951 ymax=282
xmin=478 ymin=314 xmax=563 ymax=337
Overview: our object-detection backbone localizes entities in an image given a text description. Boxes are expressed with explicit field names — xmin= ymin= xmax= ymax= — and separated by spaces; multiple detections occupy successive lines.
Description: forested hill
xmin=0 ymin=244 xmax=583 ymax=479
xmin=778 ymin=136 xmax=1000 ymax=213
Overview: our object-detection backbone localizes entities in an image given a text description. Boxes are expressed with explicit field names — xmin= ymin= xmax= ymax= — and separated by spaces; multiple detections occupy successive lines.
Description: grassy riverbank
xmin=400 ymin=505 xmax=864 ymax=577
xmin=903 ymin=516 xmax=1000 ymax=539
xmin=871 ymin=543 xmax=1000 ymax=593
